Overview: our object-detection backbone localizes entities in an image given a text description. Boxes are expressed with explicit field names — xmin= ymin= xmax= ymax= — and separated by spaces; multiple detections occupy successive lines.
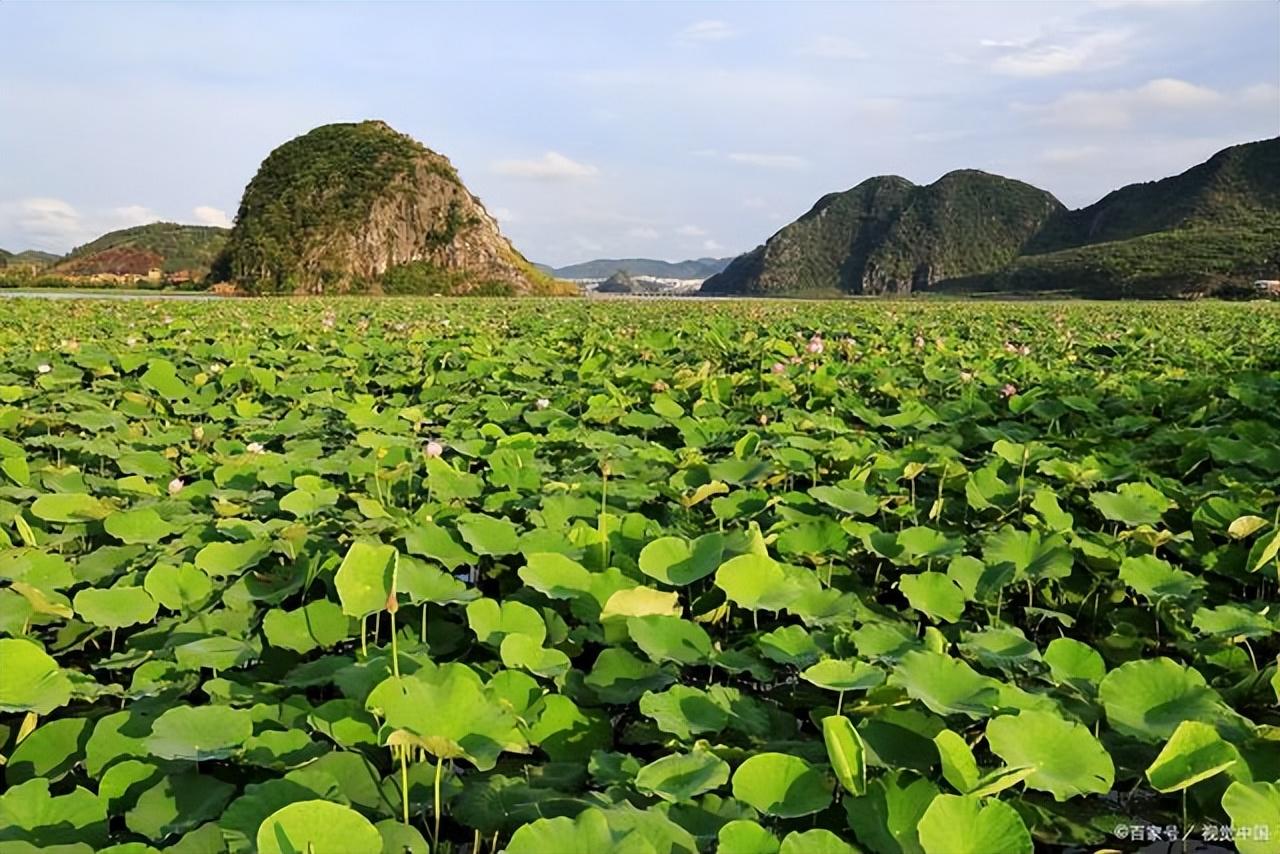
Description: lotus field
xmin=2 ymin=297 xmax=1280 ymax=854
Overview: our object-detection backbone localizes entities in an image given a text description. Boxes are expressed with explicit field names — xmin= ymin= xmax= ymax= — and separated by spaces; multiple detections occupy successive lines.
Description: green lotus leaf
xmin=896 ymin=526 xmax=963 ymax=560
xmin=403 ymin=520 xmax=476 ymax=570
xmin=519 ymin=551 xmax=593 ymax=599
xmin=933 ymin=729 xmax=980 ymax=793
xmin=424 ymin=456 xmax=484 ymax=503
xmin=891 ymin=651 xmax=1001 ymax=718
xmin=335 ymin=540 xmax=397 ymax=618
xmin=146 ymin=704 xmax=253 ymax=760
xmin=627 ymin=614 xmax=712 ymax=665
xmin=731 ymin=753 xmax=832 ymax=818
xmin=1119 ymin=553 xmax=1204 ymax=600
xmin=194 ymin=539 xmax=271 ymax=577
xmin=1042 ymin=637 xmax=1106 ymax=689
xmin=801 ymin=658 xmax=885 ymax=692
xmin=365 ymin=663 xmax=528 ymax=770
xmin=601 ymin=585 xmax=682 ymax=621
xmin=635 ymin=749 xmax=731 ymax=803
xmin=256 ymin=800 xmax=382 ymax=854
xmin=808 ymin=484 xmax=879 ymax=517
xmin=1146 ymin=720 xmax=1245 ymax=792
xmin=503 ymin=809 xmax=623 ymax=854
xmin=717 ymin=819 xmax=780 ymax=854
xmin=455 ymin=512 xmax=520 ymax=556
xmin=174 ymin=635 xmax=258 ymax=671
xmin=756 ymin=624 xmax=819 ymax=666
xmin=467 ymin=597 xmax=546 ymax=646
xmin=779 ymin=829 xmax=857 ymax=854
xmin=900 ymin=572 xmax=967 ymax=623
xmin=124 ymin=772 xmax=236 ymax=841
xmin=5 ymin=716 xmax=92 ymax=785
xmin=584 ymin=647 xmax=676 ymax=704
xmin=396 ymin=554 xmax=477 ymax=605
xmin=73 ymin=585 xmax=157 ymax=629
xmin=499 ymin=632 xmax=571 ymax=679
xmin=823 ymin=715 xmax=867 ymax=796
xmin=98 ymin=760 xmax=164 ymax=812
xmin=143 ymin=562 xmax=212 ymax=612
xmin=31 ymin=492 xmax=112 ymax=523
xmin=985 ymin=710 xmax=1114 ymax=800
xmin=0 ymin=638 xmax=72 ymax=714
xmin=959 ymin=627 xmax=1040 ymax=670
xmin=218 ymin=776 xmax=341 ymax=854
xmin=1098 ymin=658 xmax=1245 ymax=742
xmin=917 ymin=794 xmax=1032 ymax=854
xmin=981 ymin=526 xmax=1073 ymax=582
xmin=1221 ymin=781 xmax=1280 ymax=854
xmin=103 ymin=507 xmax=176 ymax=544
xmin=640 ymin=685 xmax=729 ymax=740
xmin=0 ymin=778 xmax=109 ymax=848
xmin=526 ymin=693 xmax=612 ymax=762
xmin=1192 ymin=604 xmax=1275 ymax=639
xmin=376 ymin=819 xmax=430 ymax=854
xmin=1090 ymin=482 xmax=1173 ymax=527
xmin=714 ymin=553 xmax=801 ymax=612
xmin=263 ymin=599 xmax=352 ymax=654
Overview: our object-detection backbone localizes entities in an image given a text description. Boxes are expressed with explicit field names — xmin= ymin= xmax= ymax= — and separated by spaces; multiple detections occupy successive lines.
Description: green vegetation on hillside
xmin=704 ymin=172 xmax=1061 ymax=294
xmin=58 ymin=222 xmax=228 ymax=274
xmin=705 ymin=137 xmax=1280 ymax=297
xmin=218 ymin=121 xmax=456 ymax=290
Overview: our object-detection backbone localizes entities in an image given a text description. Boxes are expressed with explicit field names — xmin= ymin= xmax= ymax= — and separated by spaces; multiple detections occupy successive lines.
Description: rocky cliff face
xmin=702 ymin=172 xmax=1062 ymax=296
xmin=217 ymin=121 xmax=558 ymax=294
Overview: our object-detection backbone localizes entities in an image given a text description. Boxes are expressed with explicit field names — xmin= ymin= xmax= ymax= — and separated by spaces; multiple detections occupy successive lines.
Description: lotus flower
xmin=36 ymin=364 xmax=51 ymax=374
xmin=960 ymin=371 xmax=973 ymax=382
xmin=1000 ymin=383 xmax=1018 ymax=398
xmin=424 ymin=440 xmax=444 ymax=459
xmin=168 ymin=478 xmax=184 ymax=495
xmin=914 ymin=335 xmax=925 ymax=349
xmin=771 ymin=362 xmax=786 ymax=374
xmin=1004 ymin=341 xmax=1018 ymax=353
xmin=807 ymin=336 xmax=824 ymax=354
xmin=1019 ymin=344 xmax=1031 ymax=356
xmin=535 ymin=398 xmax=550 ymax=410
xmin=246 ymin=442 xmax=265 ymax=454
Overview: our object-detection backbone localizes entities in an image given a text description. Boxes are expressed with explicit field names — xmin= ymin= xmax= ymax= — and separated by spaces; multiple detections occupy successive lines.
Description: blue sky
xmin=1 ymin=1 xmax=1276 ymax=266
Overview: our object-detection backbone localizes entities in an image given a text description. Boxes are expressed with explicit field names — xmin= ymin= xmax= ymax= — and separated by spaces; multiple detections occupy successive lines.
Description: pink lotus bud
xmin=1000 ymin=383 xmax=1018 ymax=399
xmin=914 ymin=335 xmax=925 ymax=349
xmin=806 ymin=336 xmax=824 ymax=354
xmin=424 ymin=441 xmax=444 ymax=459
xmin=535 ymin=398 xmax=550 ymax=410
xmin=1019 ymin=344 xmax=1031 ymax=356
xmin=246 ymin=442 xmax=265 ymax=454
xmin=168 ymin=478 xmax=184 ymax=495
xmin=771 ymin=362 xmax=786 ymax=374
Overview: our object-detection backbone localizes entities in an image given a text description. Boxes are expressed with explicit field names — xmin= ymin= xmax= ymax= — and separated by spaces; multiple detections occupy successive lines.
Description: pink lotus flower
xmin=1004 ymin=341 xmax=1018 ymax=353
xmin=424 ymin=440 xmax=444 ymax=459
xmin=1000 ymin=383 xmax=1018 ymax=398
xmin=168 ymin=478 xmax=184 ymax=496
xmin=806 ymin=336 xmax=824 ymax=354
xmin=914 ymin=335 xmax=925 ymax=349
xmin=1019 ymin=344 xmax=1031 ymax=357
xmin=790 ymin=355 xmax=803 ymax=365
xmin=771 ymin=362 xmax=786 ymax=374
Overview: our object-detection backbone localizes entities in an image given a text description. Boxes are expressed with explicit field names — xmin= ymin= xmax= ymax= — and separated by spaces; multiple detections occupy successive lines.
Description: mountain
xmin=552 ymin=257 xmax=732 ymax=279
xmin=1 ymin=248 xmax=62 ymax=272
xmin=703 ymin=138 xmax=1280 ymax=298
xmin=53 ymin=223 xmax=227 ymax=279
xmin=597 ymin=270 xmax=639 ymax=293
xmin=703 ymin=172 xmax=1062 ymax=295
xmin=214 ymin=120 xmax=568 ymax=295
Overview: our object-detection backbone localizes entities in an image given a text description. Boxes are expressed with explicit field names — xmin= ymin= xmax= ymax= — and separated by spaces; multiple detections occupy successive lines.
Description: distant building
xmin=1253 ymin=279 xmax=1280 ymax=296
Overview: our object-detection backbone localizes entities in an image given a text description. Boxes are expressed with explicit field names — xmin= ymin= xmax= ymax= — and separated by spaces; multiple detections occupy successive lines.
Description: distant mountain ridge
xmin=53 ymin=223 xmax=229 ymax=278
xmin=550 ymin=257 xmax=732 ymax=279
xmin=703 ymin=137 xmax=1280 ymax=298
xmin=0 ymin=249 xmax=61 ymax=268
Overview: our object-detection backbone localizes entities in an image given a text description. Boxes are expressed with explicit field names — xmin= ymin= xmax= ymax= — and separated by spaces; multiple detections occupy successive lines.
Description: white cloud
xmin=987 ymin=29 xmax=1130 ymax=77
xmin=800 ymin=36 xmax=867 ymax=60
xmin=677 ymin=225 xmax=708 ymax=237
xmin=1022 ymin=77 xmax=1232 ymax=128
xmin=727 ymin=152 xmax=809 ymax=170
xmin=626 ymin=226 xmax=659 ymax=239
xmin=492 ymin=152 xmax=599 ymax=180
xmin=192 ymin=205 xmax=232 ymax=228
xmin=0 ymin=197 xmax=162 ymax=251
xmin=702 ymin=239 xmax=725 ymax=253
xmin=675 ymin=20 xmax=736 ymax=43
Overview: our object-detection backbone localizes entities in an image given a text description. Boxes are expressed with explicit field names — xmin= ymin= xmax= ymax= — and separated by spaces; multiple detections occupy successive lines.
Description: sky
xmin=1 ymin=1 xmax=1277 ymax=267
